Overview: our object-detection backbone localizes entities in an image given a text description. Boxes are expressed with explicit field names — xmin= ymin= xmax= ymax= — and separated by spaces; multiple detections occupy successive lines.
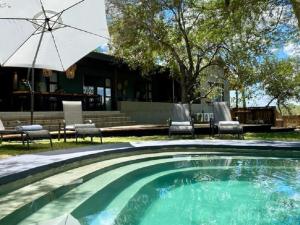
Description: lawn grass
xmin=0 ymin=131 xmax=299 ymax=158
xmin=244 ymin=131 xmax=300 ymax=141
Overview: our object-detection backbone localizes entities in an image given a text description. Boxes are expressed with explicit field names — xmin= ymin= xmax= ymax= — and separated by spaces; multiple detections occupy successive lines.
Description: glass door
xmin=96 ymin=78 xmax=111 ymax=110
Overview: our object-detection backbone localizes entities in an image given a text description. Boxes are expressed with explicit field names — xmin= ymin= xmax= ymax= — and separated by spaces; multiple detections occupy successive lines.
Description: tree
xmin=108 ymin=0 xmax=230 ymax=103
xmin=259 ymin=58 xmax=300 ymax=114
xmin=225 ymin=0 xmax=300 ymax=29
xmin=221 ymin=0 xmax=298 ymax=108
xmin=291 ymin=0 xmax=300 ymax=28
xmin=107 ymin=0 xmax=297 ymax=103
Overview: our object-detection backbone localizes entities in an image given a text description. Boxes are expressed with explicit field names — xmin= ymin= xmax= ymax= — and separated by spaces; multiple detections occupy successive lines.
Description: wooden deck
xmin=0 ymin=124 xmax=295 ymax=140
xmin=101 ymin=123 xmax=275 ymax=136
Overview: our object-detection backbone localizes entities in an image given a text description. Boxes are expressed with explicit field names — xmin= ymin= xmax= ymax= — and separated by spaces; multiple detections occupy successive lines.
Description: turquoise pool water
xmin=75 ymin=157 xmax=300 ymax=225
xmin=17 ymin=155 xmax=300 ymax=225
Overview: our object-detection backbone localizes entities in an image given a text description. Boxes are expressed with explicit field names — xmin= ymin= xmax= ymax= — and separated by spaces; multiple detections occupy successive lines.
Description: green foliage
xmin=245 ymin=131 xmax=300 ymax=141
xmin=259 ymin=58 xmax=300 ymax=113
xmin=107 ymin=0 xmax=298 ymax=102
xmin=280 ymin=104 xmax=300 ymax=115
xmin=220 ymin=0 xmax=298 ymax=107
xmin=108 ymin=0 xmax=233 ymax=102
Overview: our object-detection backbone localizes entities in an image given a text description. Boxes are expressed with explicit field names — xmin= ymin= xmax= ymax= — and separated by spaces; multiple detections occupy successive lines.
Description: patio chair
xmin=210 ymin=102 xmax=243 ymax=139
xmin=59 ymin=101 xmax=102 ymax=143
xmin=168 ymin=103 xmax=194 ymax=137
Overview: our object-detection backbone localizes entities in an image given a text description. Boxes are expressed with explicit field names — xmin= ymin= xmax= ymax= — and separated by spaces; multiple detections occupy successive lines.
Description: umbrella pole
xmin=30 ymin=26 xmax=46 ymax=124
xmin=30 ymin=69 xmax=35 ymax=124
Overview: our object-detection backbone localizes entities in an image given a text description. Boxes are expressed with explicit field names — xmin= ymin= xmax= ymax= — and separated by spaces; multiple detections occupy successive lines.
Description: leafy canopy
xmin=107 ymin=0 xmax=298 ymax=103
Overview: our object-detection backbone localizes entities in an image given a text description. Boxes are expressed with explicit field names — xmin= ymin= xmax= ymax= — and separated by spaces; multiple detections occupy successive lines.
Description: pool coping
xmin=0 ymin=139 xmax=299 ymax=187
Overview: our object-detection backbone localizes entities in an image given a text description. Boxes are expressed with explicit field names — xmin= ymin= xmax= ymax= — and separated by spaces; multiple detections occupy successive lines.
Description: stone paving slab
xmin=0 ymin=140 xmax=299 ymax=184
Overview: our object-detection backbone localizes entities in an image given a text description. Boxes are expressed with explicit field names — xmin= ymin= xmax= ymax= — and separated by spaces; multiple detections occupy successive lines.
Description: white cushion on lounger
xmin=218 ymin=121 xmax=240 ymax=126
xmin=171 ymin=121 xmax=191 ymax=126
xmin=65 ymin=125 xmax=75 ymax=129
xmin=74 ymin=123 xmax=96 ymax=128
xmin=16 ymin=125 xmax=43 ymax=131
xmin=66 ymin=123 xmax=95 ymax=130
xmin=169 ymin=125 xmax=193 ymax=132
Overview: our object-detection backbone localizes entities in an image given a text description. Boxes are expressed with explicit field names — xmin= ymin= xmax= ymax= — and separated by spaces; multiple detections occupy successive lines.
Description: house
xmin=0 ymin=52 xmax=229 ymax=124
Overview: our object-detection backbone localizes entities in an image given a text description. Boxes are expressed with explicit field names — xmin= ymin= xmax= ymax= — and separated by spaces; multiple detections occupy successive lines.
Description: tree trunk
xmin=180 ymin=79 xmax=188 ymax=103
xmin=242 ymin=90 xmax=247 ymax=108
xmin=291 ymin=0 xmax=300 ymax=29
xmin=235 ymin=90 xmax=239 ymax=108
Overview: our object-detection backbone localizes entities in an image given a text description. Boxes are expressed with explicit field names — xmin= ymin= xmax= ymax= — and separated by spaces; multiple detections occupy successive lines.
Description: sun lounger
xmin=168 ymin=104 xmax=194 ymax=137
xmin=15 ymin=124 xmax=52 ymax=150
xmin=210 ymin=102 xmax=243 ymax=138
xmin=0 ymin=119 xmax=52 ymax=149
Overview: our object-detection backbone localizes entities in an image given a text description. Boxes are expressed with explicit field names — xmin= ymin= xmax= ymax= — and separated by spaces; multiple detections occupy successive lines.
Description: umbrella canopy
xmin=0 ymin=0 xmax=109 ymax=123
xmin=0 ymin=0 xmax=109 ymax=71
xmin=37 ymin=214 xmax=81 ymax=225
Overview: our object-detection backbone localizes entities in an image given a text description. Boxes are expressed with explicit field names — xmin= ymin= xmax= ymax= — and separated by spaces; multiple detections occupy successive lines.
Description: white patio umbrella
xmin=0 ymin=0 xmax=109 ymax=123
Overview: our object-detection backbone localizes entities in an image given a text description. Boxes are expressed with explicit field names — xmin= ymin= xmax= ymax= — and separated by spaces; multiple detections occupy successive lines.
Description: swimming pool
xmin=11 ymin=150 xmax=300 ymax=225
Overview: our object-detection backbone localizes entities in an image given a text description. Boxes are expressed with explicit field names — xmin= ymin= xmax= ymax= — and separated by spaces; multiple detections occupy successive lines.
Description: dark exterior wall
xmin=0 ymin=67 xmax=29 ymax=111
xmin=0 ymin=52 xmax=181 ymax=111
xmin=58 ymin=71 xmax=83 ymax=94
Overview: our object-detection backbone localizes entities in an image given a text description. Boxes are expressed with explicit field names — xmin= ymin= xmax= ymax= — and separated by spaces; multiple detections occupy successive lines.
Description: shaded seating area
xmin=0 ymin=119 xmax=52 ymax=149
xmin=168 ymin=104 xmax=194 ymax=137
xmin=210 ymin=102 xmax=243 ymax=139
xmin=59 ymin=101 xmax=102 ymax=143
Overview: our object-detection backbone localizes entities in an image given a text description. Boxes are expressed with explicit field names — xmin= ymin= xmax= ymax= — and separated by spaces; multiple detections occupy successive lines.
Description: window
xmin=49 ymin=72 xmax=58 ymax=92
xmin=83 ymin=86 xmax=94 ymax=95
xmin=84 ymin=75 xmax=112 ymax=110
xmin=105 ymin=78 xmax=112 ymax=110
xmin=146 ymin=82 xmax=152 ymax=101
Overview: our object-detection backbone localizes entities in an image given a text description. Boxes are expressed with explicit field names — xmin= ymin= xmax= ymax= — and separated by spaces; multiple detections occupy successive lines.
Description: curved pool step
xmin=0 ymin=152 xmax=201 ymax=225
xmin=17 ymin=155 xmax=209 ymax=225
xmin=17 ymin=155 xmax=279 ymax=225
xmin=87 ymin=167 xmax=202 ymax=225
xmin=2 ymin=153 xmax=292 ymax=225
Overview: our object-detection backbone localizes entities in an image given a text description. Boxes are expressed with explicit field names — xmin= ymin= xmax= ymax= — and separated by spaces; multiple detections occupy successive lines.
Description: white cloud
xmin=283 ymin=42 xmax=300 ymax=57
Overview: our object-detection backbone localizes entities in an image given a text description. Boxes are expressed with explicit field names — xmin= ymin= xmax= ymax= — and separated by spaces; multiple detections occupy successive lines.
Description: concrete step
xmin=1 ymin=111 xmax=137 ymax=131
